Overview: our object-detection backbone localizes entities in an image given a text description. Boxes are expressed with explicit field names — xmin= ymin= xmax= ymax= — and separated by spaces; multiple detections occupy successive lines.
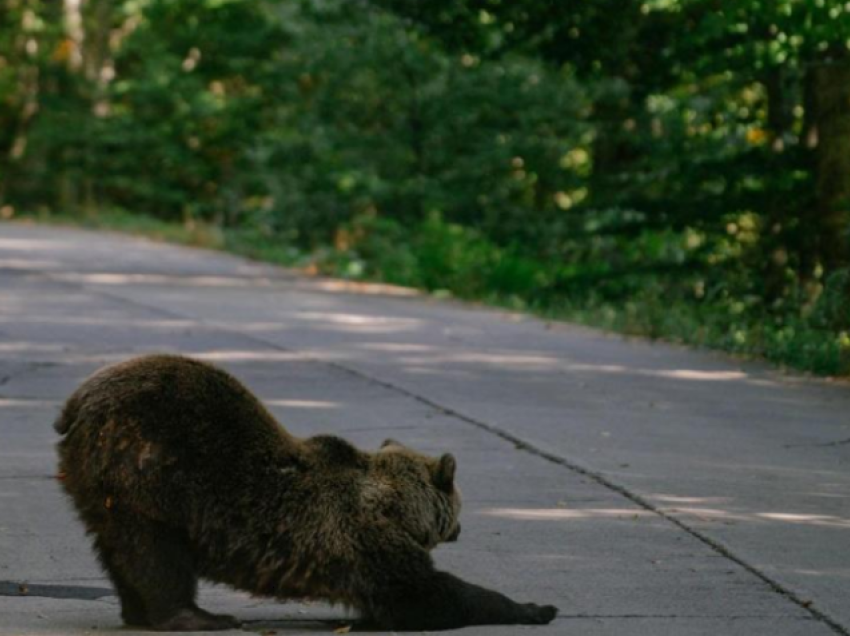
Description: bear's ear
xmin=381 ymin=438 xmax=402 ymax=449
xmin=433 ymin=453 xmax=456 ymax=493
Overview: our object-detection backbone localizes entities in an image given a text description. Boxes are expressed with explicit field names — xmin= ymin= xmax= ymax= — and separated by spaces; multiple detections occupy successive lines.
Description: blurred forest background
xmin=2 ymin=0 xmax=850 ymax=374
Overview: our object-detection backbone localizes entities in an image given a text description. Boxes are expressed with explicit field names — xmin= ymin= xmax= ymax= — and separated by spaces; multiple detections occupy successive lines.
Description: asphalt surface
xmin=1 ymin=222 xmax=848 ymax=636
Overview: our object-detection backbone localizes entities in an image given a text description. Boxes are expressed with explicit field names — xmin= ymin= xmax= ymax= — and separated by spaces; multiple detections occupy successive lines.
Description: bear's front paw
xmin=153 ymin=608 xmax=241 ymax=631
xmin=520 ymin=603 xmax=558 ymax=625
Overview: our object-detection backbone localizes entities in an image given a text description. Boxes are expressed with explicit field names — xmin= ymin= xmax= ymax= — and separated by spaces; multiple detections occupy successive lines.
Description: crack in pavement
xmin=0 ymin=475 xmax=59 ymax=481
xmin=785 ymin=438 xmax=850 ymax=449
xmin=556 ymin=614 xmax=817 ymax=621
xmin=0 ymin=361 xmax=62 ymax=396
xmin=30 ymin=269 xmax=850 ymax=636
xmin=0 ymin=581 xmax=113 ymax=601
xmin=823 ymin=438 xmax=850 ymax=447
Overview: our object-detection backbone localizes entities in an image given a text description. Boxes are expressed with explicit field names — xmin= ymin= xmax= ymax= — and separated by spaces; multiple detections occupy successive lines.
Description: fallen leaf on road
xmin=334 ymin=625 xmax=352 ymax=634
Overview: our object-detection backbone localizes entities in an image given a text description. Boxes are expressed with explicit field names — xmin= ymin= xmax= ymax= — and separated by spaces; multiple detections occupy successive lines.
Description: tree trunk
xmin=764 ymin=66 xmax=794 ymax=151
xmin=809 ymin=59 xmax=850 ymax=272
xmin=0 ymin=0 xmax=42 ymax=207
xmin=591 ymin=78 xmax=633 ymax=181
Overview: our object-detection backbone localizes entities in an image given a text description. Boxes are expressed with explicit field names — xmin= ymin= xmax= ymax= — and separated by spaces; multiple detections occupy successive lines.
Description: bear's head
xmin=366 ymin=439 xmax=462 ymax=550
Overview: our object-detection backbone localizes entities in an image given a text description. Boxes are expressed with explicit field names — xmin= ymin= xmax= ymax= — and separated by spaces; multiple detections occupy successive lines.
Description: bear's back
xmin=57 ymin=355 xmax=299 ymax=492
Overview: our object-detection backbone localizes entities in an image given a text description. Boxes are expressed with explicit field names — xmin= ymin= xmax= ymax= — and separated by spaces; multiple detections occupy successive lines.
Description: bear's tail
xmin=54 ymin=392 xmax=83 ymax=435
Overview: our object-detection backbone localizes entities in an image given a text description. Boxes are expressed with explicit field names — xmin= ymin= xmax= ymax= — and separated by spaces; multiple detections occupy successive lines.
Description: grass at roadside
xmin=9 ymin=209 xmax=850 ymax=377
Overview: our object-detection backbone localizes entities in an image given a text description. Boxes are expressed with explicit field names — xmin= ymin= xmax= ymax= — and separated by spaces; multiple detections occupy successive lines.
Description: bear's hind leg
xmin=93 ymin=512 xmax=239 ymax=631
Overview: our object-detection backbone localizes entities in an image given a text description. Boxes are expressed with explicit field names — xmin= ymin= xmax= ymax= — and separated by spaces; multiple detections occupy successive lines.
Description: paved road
xmin=1 ymin=222 xmax=848 ymax=636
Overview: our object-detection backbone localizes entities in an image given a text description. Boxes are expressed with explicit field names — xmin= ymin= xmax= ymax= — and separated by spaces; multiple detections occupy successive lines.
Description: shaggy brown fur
xmin=55 ymin=354 xmax=558 ymax=631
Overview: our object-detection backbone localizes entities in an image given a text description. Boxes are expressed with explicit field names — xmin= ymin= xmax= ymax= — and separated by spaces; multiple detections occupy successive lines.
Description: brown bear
xmin=55 ymin=354 xmax=558 ymax=631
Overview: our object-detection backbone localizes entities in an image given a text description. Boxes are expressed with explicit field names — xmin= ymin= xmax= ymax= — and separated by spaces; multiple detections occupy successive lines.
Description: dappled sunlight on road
xmin=757 ymin=513 xmax=850 ymax=529
xmin=0 ymin=342 xmax=69 ymax=354
xmin=790 ymin=568 xmax=850 ymax=578
xmin=650 ymin=369 xmax=748 ymax=381
xmin=214 ymin=321 xmax=295 ymax=333
xmin=649 ymin=494 xmax=850 ymax=530
xmin=314 ymin=341 xmax=769 ymax=385
xmin=295 ymin=311 xmax=422 ymax=335
xmin=194 ymin=350 xmax=307 ymax=362
xmin=263 ymin=399 xmax=340 ymax=409
xmin=564 ymin=363 xmax=750 ymax=382
xmin=0 ymin=237 xmax=64 ymax=251
xmin=307 ymin=278 xmax=420 ymax=297
xmin=0 ymin=316 xmax=198 ymax=328
xmin=51 ymin=272 xmax=276 ymax=288
xmin=398 ymin=352 xmax=562 ymax=371
xmin=0 ymin=258 xmax=62 ymax=269
xmin=357 ymin=342 xmax=436 ymax=353
xmin=401 ymin=366 xmax=476 ymax=378
xmin=0 ymin=292 xmax=94 ymax=311
xmin=482 ymin=503 xmax=850 ymax=530
xmin=480 ymin=507 xmax=655 ymax=521
xmin=651 ymin=494 xmax=731 ymax=505
xmin=296 ymin=312 xmax=420 ymax=326
xmin=663 ymin=506 xmax=850 ymax=530
xmin=0 ymin=398 xmax=61 ymax=408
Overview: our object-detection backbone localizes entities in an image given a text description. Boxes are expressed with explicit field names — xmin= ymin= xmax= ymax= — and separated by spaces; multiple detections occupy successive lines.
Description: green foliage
xmin=100 ymin=0 xmax=288 ymax=222
xmin=258 ymin=5 xmax=586 ymax=248
xmin=325 ymin=213 xmax=548 ymax=300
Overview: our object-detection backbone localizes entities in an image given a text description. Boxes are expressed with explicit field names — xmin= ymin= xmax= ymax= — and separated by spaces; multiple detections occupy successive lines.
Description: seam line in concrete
xmin=0 ymin=475 xmax=57 ymax=481
xmin=45 ymin=273 xmax=850 ymax=636
xmin=785 ymin=438 xmax=850 ymax=449
xmin=0 ymin=581 xmax=113 ymax=600
xmin=556 ymin=614 xmax=816 ymax=621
